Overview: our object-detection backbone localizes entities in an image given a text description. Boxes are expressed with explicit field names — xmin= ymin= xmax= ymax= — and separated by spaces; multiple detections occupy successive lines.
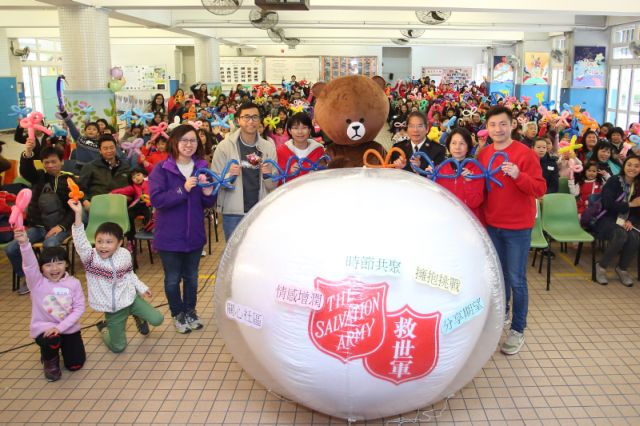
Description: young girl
xmin=275 ymin=113 xmax=326 ymax=185
xmin=16 ymin=229 xmax=86 ymax=382
xmin=270 ymin=122 xmax=289 ymax=148
xmin=111 ymin=168 xmax=152 ymax=243
xmin=533 ymin=137 xmax=559 ymax=194
xmin=569 ymin=160 xmax=604 ymax=215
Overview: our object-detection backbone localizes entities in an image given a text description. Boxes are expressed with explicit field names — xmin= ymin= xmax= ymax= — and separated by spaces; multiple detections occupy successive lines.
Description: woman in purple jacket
xmin=149 ymin=124 xmax=216 ymax=333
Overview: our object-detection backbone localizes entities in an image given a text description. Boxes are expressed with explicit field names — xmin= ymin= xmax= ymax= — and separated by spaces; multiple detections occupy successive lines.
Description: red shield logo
xmin=363 ymin=305 xmax=441 ymax=385
xmin=308 ymin=277 xmax=388 ymax=363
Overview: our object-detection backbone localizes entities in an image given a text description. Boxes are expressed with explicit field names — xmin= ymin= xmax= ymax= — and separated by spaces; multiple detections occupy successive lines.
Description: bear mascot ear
xmin=372 ymin=76 xmax=386 ymax=90
xmin=311 ymin=82 xmax=327 ymax=99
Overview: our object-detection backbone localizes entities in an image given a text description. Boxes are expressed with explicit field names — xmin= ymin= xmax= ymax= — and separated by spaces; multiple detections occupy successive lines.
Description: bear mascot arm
xmin=312 ymin=76 xmax=389 ymax=167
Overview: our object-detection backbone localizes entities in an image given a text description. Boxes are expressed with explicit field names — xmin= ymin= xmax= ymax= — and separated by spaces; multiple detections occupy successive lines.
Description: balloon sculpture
xmin=67 ymin=178 xmax=84 ymax=202
xmin=558 ymin=136 xmax=583 ymax=179
xmin=108 ymin=67 xmax=126 ymax=93
xmin=20 ymin=112 xmax=52 ymax=140
xmin=215 ymin=168 xmax=504 ymax=421
xmin=121 ymin=138 xmax=145 ymax=159
xmin=9 ymin=189 xmax=32 ymax=230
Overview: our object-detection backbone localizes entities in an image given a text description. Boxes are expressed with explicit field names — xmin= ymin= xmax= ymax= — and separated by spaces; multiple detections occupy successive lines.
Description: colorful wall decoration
xmin=572 ymin=46 xmax=606 ymax=88
xmin=522 ymin=52 xmax=549 ymax=85
xmin=492 ymin=56 xmax=514 ymax=83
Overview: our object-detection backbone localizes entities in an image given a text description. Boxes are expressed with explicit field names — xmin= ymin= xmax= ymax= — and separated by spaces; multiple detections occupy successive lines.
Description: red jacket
xmin=111 ymin=180 xmax=150 ymax=208
xmin=437 ymin=161 xmax=485 ymax=225
xmin=276 ymin=140 xmax=326 ymax=185
xmin=478 ymin=141 xmax=546 ymax=229
xmin=140 ymin=151 xmax=169 ymax=174
xmin=574 ymin=179 xmax=602 ymax=214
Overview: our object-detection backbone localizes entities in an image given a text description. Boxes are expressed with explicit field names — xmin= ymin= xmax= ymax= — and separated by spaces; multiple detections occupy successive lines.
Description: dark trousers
xmin=600 ymin=225 xmax=640 ymax=270
xmin=158 ymin=248 xmax=202 ymax=317
xmin=127 ymin=203 xmax=152 ymax=239
xmin=35 ymin=330 xmax=86 ymax=370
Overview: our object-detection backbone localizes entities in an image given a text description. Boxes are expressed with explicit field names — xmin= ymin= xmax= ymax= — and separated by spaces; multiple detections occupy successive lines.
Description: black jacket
xmin=539 ymin=154 xmax=559 ymax=194
xmin=79 ymin=157 xmax=131 ymax=201
xmin=390 ymin=139 xmax=447 ymax=172
xmin=19 ymin=153 xmax=76 ymax=231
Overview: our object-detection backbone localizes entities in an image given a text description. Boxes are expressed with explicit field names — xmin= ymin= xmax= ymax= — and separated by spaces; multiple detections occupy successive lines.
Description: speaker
xmin=389 ymin=72 xmax=394 ymax=81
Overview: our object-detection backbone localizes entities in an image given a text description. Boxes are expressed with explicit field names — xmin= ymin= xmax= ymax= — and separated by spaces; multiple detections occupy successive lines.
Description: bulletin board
xmin=265 ymin=57 xmax=320 ymax=83
xmin=121 ymin=65 xmax=168 ymax=91
xmin=220 ymin=57 xmax=264 ymax=85
xmin=320 ymin=56 xmax=378 ymax=81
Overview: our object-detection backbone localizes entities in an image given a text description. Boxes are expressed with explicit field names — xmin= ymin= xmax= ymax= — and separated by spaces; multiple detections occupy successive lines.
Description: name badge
xmin=547 ymin=166 xmax=555 ymax=171
xmin=53 ymin=287 xmax=70 ymax=296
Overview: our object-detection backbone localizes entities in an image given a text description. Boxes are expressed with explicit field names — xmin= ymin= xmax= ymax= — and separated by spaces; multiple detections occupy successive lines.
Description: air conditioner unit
xmin=255 ymin=0 xmax=310 ymax=11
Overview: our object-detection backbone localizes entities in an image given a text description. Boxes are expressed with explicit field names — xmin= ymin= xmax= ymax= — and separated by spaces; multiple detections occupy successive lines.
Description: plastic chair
xmin=85 ymin=194 xmax=130 ymax=245
xmin=530 ymin=200 xmax=551 ymax=290
xmin=132 ymin=230 xmax=154 ymax=271
xmin=541 ymin=193 xmax=596 ymax=281
xmin=11 ymin=176 xmax=32 ymax=188
xmin=558 ymin=177 xmax=570 ymax=194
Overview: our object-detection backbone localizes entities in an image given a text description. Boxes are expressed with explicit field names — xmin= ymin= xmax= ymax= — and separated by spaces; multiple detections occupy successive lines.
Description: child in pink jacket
xmin=111 ymin=168 xmax=152 ymax=243
xmin=16 ymin=229 xmax=86 ymax=382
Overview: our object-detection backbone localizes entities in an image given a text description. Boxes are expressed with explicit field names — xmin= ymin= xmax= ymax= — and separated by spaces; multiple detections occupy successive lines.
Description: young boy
xmin=68 ymin=199 xmax=164 ymax=353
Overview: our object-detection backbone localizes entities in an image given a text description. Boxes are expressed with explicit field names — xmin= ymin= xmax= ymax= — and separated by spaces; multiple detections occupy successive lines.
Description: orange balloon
xmin=67 ymin=177 xmax=84 ymax=202
xmin=363 ymin=147 xmax=406 ymax=168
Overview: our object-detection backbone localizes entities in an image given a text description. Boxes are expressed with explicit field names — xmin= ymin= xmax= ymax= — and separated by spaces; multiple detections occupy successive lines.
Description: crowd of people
xmin=2 ymin=73 xmax=640 ymax=381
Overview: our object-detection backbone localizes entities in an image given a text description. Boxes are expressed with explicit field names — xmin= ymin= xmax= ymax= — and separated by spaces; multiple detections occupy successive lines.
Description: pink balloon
xmin=110 ymin=66 xmax=123 ymax=80
xmin=9 ymin=188 xmax=32 ymax=230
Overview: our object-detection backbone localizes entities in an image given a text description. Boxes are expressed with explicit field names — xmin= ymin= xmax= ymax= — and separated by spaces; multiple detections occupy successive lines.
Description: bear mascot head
xmin=312 ymin=76 xmax=389 ymax=167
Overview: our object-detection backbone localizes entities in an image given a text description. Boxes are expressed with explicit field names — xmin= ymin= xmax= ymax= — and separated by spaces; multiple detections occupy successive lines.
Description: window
xmin=608 ymin=22 xmax=640 ymax=129
xmin=17 ymin=38 xmax=62 ymax=113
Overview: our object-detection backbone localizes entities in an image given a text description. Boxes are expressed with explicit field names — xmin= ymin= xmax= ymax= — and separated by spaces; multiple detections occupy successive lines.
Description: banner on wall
xmin=573 ymin=46 xmax=606 ymax=88
xmin=492 ymin=56 xmax=514 ymax=83
xmin=522 ymin=52 xmax=549 ymax=85
xmin=421 ymin=67 xmax=472 ymax=87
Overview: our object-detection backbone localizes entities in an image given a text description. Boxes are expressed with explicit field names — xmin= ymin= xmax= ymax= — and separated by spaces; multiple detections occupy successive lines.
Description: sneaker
xmin=173 ymin=313 xmax=191 ymax=334
xmin=134 ymin=315 xmax=150 ymax=335
xmin=17 ymin=283 xmax=30 ymax=295
xmin=501 ymin=329 xmax=525 ymax=355
xmin=185 ymin=311 xmax=204 ymax=330
xmin=201 ymin=249 xmax=206 ymax=257
xmin=595 ymin=263 xmax=608 ymax=285
xmin=95 ymin=320 xmax=108 ymax=333
xmin=615 ymin=267 xmax=634 ymax=287
xmin=43 ymin=356 xmax=61 ymax=382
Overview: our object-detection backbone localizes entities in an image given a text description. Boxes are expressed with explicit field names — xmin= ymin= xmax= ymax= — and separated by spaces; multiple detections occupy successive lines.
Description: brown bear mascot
xmin=312 ymin=76 xmax=388 ymax=167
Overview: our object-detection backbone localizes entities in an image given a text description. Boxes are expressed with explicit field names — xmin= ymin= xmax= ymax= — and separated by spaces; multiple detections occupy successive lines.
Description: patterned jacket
xmin=72 ymin=224 xmax=148 ymax=313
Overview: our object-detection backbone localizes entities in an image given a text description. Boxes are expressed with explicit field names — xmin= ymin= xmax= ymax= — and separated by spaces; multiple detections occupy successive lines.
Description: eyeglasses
xmin=239 ymin=115 xmax=260 ymax=122
xmin=407 ymin=124 xmax=425 ymax=130
xmin=179 ymin=138 xmax=198 ymax=145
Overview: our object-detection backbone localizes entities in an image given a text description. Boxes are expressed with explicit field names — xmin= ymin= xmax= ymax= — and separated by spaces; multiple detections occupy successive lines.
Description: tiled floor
xmin=1 ymin=224 xmax=640 ymax=425
xmin=1 ymin=128 xmax=640 ymax=424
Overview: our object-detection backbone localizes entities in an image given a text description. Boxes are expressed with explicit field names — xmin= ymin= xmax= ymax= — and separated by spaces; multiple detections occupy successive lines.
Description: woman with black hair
xmin=275 ymin=112 xmax=325 ymax=185
xmin=437 ymin=127 xmax=484 ymax=222
xmin=594 ymin=155 xmax=640 ymax=286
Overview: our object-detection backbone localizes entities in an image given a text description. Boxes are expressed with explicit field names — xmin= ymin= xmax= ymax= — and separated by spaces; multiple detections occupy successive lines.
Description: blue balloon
xmin=194 ymin=159 xmax=239 ymax=197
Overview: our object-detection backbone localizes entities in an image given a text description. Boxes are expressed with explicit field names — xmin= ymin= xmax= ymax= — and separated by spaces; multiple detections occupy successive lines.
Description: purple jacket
xmin=149 ymin=156 xmax=216 ymax=252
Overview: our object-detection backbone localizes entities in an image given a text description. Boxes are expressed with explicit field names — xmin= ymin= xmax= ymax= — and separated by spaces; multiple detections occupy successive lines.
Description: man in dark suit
xmin=390 ymin=111 xmax=446 ymax=172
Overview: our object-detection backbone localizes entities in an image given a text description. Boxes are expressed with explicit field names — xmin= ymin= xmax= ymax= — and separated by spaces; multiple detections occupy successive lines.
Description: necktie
xmin=414 ymin=145 xmax=419 ymax=153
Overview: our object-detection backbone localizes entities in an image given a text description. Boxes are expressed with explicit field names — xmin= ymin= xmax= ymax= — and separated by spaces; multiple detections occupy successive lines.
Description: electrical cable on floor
xmin=0 ymin=265 xmax=218 ymax=356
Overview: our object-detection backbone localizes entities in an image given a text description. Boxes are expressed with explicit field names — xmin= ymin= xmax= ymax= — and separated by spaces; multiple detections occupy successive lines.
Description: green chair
xmin=85 ymin=194 xmax=130 ymax=245
xmin=530 ymin=200 xmax=551 ymax=290
xmin=11 ymin=176 xmax=32 ymax=188
xmin=558 ymin=177 xmax=570 ymax=194
xmin=541 ymin=193 xmax=596 ymax=282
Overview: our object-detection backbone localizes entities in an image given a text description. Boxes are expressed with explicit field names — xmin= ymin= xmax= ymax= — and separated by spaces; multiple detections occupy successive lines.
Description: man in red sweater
xmin=479 ymin=106 xmax=546 ymax=355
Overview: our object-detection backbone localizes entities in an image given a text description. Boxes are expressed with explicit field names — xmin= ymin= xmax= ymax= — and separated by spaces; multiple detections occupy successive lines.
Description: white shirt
xmin=411 ymin=139 xmax=427 ymax=153
xmin=176 ymin=160 xmax=194 ymax=179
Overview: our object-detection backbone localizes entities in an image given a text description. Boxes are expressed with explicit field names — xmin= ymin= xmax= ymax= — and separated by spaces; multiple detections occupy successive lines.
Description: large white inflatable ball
xmin=214 ymin=168 xmax=505 ymax=421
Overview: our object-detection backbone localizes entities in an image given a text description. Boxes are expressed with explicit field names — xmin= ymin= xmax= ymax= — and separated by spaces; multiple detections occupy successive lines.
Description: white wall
xmin=410 ymin=46 xmax=485 ymax=78
xmin=382 ymin=47 xmax=411 ymax=82
xmin=180 ymin=46 xmax=196 ymax=88
xmin=110 ymin=44 xmax=178 ymax=79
